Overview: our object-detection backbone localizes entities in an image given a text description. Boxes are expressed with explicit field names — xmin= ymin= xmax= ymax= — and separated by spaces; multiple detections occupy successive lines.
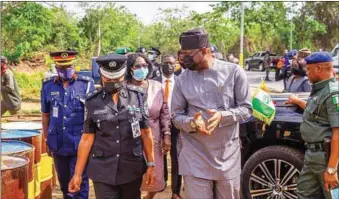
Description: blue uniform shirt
xmin=41 ymin=75 xmax=95 ymax=155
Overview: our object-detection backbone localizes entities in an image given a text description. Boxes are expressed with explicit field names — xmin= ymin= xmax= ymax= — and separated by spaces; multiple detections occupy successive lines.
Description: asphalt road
xmin=246 ymin=69 xmax=285 ymax=92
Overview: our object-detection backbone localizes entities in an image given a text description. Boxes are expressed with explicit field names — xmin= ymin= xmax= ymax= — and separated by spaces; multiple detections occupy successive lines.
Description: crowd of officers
xmin=1 ymin=27 xmax=338 ymax=199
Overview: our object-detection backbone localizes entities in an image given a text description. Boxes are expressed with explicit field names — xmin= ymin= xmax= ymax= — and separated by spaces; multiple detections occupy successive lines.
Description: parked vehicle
xmin=240 ymin=92 xmax=310 ymax=199
xmin=331 ymin=43 xmax=339 ymax=74
xmin=245 ymin=52 xmax=279 ymax=71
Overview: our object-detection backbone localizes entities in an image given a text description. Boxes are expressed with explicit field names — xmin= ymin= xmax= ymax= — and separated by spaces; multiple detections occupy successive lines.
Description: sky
xmin=41 ymin=2 xmax=217 ymax=25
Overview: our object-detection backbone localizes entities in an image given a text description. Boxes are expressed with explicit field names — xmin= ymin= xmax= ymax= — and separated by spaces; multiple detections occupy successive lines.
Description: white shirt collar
xmin=162 ymin=74 xmax=175 ymax=83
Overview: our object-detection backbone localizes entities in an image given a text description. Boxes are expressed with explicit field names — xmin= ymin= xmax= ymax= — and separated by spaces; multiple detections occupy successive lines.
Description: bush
xmin=13 ymin=71 xmax=44 ymax=101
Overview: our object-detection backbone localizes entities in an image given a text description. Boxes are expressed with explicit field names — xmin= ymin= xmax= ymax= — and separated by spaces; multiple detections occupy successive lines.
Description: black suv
xmin=240 ymin=92 xmax=310 ymax=199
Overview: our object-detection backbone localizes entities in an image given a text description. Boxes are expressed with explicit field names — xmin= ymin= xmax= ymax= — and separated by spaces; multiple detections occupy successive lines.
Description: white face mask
xmin=148 ymin=54 xmax=155 ymax=61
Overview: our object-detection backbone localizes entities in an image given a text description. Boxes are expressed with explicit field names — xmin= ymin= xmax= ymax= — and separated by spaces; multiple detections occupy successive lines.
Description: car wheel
xmin=259 ymin=63 xmax=264 ymax=71
xmin=242 ymin=146 xmax=304 ymax=199
xmin=245 ymin=63 xmax=250 ymax=71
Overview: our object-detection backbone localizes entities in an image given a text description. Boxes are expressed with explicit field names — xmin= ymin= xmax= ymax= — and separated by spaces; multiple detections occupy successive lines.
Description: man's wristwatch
xmin=327 ymin=167 xmax=337 ymax=175
xmin=147 ymin=162 xmax=155 ymax=167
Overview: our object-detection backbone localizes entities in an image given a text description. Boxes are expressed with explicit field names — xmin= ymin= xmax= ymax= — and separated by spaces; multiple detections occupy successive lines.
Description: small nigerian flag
xmin=252 ymin=86 xmax=276 ymax=125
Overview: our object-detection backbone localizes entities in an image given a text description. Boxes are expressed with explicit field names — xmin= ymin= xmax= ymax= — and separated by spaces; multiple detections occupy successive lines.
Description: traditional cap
xmin=116 ymin=47 xmax=131 ymax=55
xmin=179 ymin=28 xmax=210 ymax=50
xmin=136 ymin=47 xmax=147 ymax=54
xmin=1 ymin=56 xmax=7 ymax=63
xmin=305 ymin=52 xmax=333 ymax=64
xmin=148 ymin=47 xmax=161 ymax=56
xmin=50 ymin=51 xmax=77 ymax=66
xmin=298 ymin=48 xmax=312 ymax=59
xmin=96 ymin=54 xmax=127 ymax=79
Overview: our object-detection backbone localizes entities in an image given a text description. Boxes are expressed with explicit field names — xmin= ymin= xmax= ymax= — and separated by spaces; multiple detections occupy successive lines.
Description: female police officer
xmin=68 ymin=54 xmax=155 ymax=199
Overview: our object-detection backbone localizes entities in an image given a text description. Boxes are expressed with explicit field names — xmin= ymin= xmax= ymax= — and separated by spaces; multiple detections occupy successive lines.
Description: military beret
xmin=179 ymin=28 xmax=210 ymax=50
xmin=96 ymin=54 xmax=127 ymax=79
xmin=149 ymin=47 xmax=161 ymax=56
xmin=136 ymin=47 xmax=147 ymax=54
xmin=305 ymin=52 xmax=333 ymax=64
xmin=50 ymin=51 xmax=78 ymax=66
xmin=116 ymin=47 xmax=131 ymax=55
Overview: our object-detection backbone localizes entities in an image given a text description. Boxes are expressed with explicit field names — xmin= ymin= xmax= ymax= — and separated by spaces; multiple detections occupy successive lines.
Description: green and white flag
xmin=252 ymin=88 xmax=276 ymax=125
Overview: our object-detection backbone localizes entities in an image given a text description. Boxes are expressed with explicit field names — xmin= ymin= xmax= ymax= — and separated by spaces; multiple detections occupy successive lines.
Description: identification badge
xmin=131 ymin=120 xmax=141 ymax=138
xmin=53 ymin=106 xmax=58 ymax=118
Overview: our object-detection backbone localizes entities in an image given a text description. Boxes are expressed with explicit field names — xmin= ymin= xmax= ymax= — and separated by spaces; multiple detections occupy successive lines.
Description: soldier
xmin=41 ymin=51 xmax=94 ymax=199
xmin=148 ymin=47 xmax=162 ymax=79
xmin=286 ymin=52 xmax=339 ymax=199
xmin=68 ymin=54 xmax=155 ymax=199
xmin=1 ymin=56 xmax=21 ymax=115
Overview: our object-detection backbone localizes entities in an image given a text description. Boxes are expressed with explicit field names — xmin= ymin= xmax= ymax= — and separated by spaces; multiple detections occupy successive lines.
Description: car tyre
xmin=245 ymin=63 xmax=250 ymax=71
xmin=258 ymin=63 xmax=264 ymax=71
xmin=242 ymin=146 xmax=304 ymax=199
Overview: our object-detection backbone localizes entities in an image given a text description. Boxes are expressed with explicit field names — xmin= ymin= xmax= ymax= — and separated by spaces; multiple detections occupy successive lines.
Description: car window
xmin=332 ymin=48 xmax=338 ymax=57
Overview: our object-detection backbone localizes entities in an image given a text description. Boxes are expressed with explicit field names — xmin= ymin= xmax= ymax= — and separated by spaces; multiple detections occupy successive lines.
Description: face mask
xmin=148 ymin=54 xmax=155 ymax=61
xmin=132 ymin=67 xmax=149 ymax=81
xmin=183 ymin=55 xmax=200 ymax=70
xmin=104 ymin=81 xmax=123 ymax=94
xmin=56 ymin=67 xmax=75 ymax=80
xmin=162 ymin=64 xmax=175 ymax=77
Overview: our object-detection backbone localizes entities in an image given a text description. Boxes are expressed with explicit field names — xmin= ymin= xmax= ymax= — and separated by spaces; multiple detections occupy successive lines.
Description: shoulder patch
xmin=86 ymin=89 xmax=101 ymax=100
xmin=126 ymin=84 xmax=145 ymax=94
xmin=78 ymin=75 xmax=94 ymax=82
xmin=42 ymin=77 xmax=54 ymax=84
xmin=329 ymin=81 xmax=339 ymax=93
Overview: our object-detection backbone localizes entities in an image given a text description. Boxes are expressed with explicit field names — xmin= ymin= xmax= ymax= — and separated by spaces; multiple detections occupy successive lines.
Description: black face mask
xmin=162 ymin=64 xmax=175 ymax=77
xmin=104 ymin=82 xmax=123 ymax=94
xmin=183 ymin=55 xmax=199 ymax=71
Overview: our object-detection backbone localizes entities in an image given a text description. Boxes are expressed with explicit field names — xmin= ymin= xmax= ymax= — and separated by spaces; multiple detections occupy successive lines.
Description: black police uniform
xmin=83 ymin=54 xmax=150 ymax=199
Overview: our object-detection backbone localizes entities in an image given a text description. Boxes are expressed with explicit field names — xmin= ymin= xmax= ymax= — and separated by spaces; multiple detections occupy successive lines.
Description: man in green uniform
xmin=1 ymin=56 xmax=21 ymax=115
xmin=286 ymin=52 xmax=339 ymax=199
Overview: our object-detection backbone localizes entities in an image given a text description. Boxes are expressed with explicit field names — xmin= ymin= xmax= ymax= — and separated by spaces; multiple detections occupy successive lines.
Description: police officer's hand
xmin=284 ymin=94 xmax=299 ymax=105
xmin=68 ymin=174 xmax=82 ymax=193
xmin=323 ymin=171 xmax=339 ymax=191
xmin=193 ymin=111 xmax=210 ymax=135
xmin=46 ymin=141 xmax=52 ymax=157
xmin=161 ymin=135 xmax=171 ymax=155
xmin=207 ymin=109 xmax=222 ymax=133
xmin=145 ymin=167 xmax=155 ymax=186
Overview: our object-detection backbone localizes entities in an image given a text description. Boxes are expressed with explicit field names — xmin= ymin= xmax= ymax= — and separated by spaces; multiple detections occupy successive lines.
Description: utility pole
xmin=239 ymin=2 xmax=245 ymax=67
xmin=97 ymin=21 xmax=101 ymax=56
xmin=290 ymin=20 xmax=293 ymax=50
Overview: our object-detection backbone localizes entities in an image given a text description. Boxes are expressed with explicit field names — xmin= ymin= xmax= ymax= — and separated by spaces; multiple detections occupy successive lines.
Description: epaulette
xmin=77 ymin=75 xmax=94 ymax=82
xmin=42 ymin=76 xmax=54 ymax=84
xmin=328 ymin=81 xmax=339 ymax=93
xmin=86 ymin=89 xmax=101 ymax=100
xmin=126 ymin=84 xmax=145 ymax=94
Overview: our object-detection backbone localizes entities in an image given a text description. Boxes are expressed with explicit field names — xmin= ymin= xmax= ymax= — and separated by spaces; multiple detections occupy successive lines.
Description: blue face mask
xmin=132 ymin=67 xmax=149 ymax=81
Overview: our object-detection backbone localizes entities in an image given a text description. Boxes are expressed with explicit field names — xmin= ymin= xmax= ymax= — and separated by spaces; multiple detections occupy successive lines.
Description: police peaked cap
xmin=179 ymin=28 xmax=210 ymax=50
xmin=96 ymin=54 xmax=127 ymax=79
xmin=50 ymin=50 xmax=78 ymax=66
xmin=149 ymin=47 xmax=161 ymax=56
xmin=136 ymin=47 xmax=147 ymax=53
xmin=305 ymin=52 xmax=333 ymax=64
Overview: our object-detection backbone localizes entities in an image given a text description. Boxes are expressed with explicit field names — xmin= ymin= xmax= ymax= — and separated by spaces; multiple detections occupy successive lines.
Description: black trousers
xmin=164 ymin=124 xmax=182 ymax=194
xmin=93 ymin=178 xmax=142 ymax=199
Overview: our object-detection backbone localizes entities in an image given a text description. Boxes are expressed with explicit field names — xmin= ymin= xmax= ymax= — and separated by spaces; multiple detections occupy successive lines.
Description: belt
xmin=305 ymin=141 xmax=324 ymax=151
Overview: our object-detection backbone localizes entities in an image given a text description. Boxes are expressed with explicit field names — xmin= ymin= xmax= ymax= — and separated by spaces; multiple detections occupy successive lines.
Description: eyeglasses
xmin=133 ymin=64 xmax=148 ymax=69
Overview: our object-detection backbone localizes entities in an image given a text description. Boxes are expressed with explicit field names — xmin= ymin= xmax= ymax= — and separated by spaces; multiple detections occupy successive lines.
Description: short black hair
xmin=126 ymin=53 xmax=153 ymax=81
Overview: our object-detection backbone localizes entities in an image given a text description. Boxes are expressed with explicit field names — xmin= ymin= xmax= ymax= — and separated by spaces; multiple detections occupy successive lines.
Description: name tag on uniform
xmin=51 ymin=91 xmax=59 ymax=96
xmin=131 ymin=120 xmax=141 ymax=138
xmin=53 ymin=106 xmax=58 ymax=118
